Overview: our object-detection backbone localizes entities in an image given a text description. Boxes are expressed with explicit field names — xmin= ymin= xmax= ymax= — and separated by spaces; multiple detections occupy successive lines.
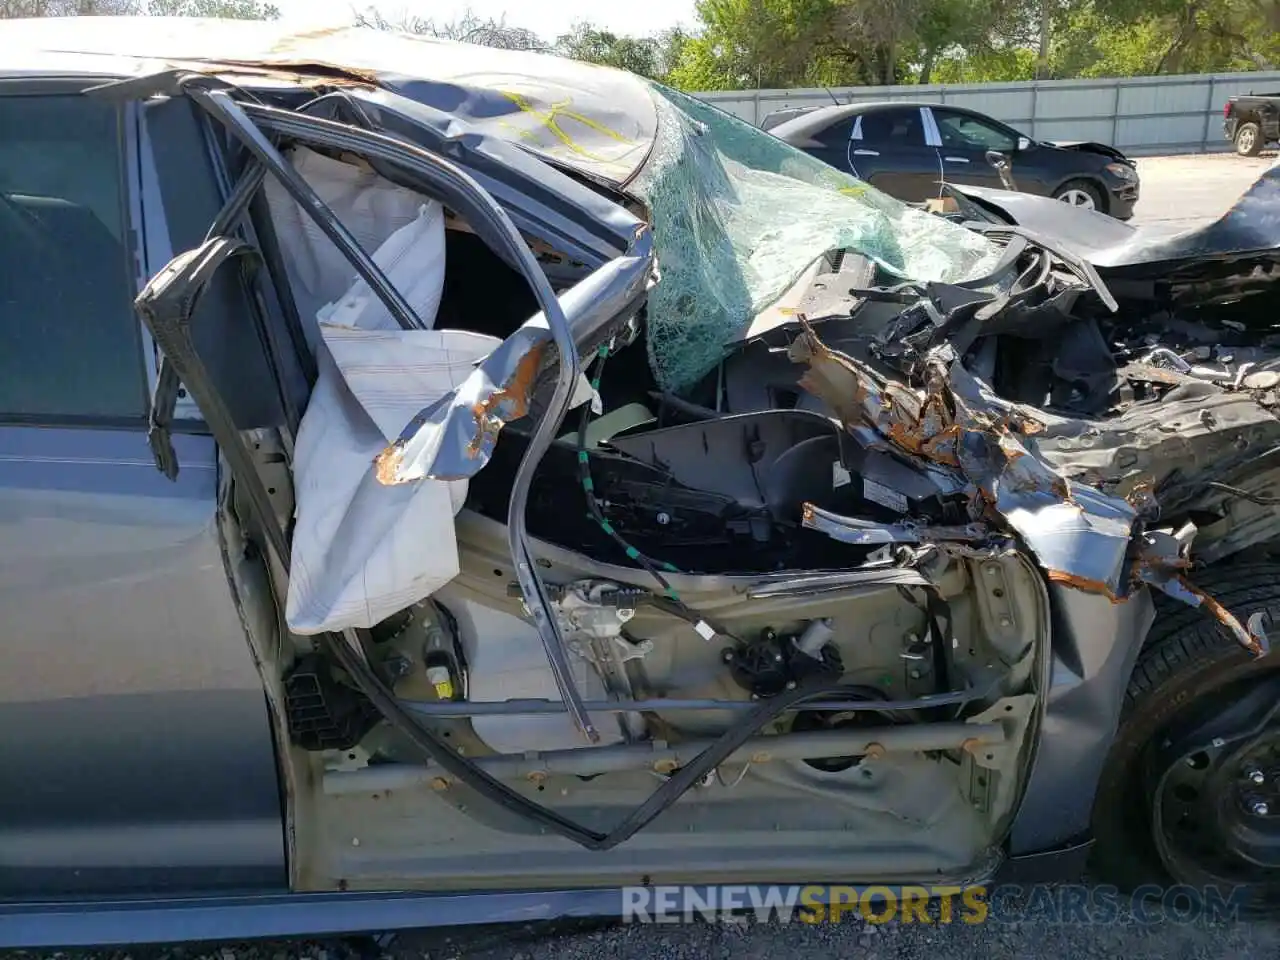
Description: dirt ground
xmin=1128 ymin=151 xmax=1274 ymax=234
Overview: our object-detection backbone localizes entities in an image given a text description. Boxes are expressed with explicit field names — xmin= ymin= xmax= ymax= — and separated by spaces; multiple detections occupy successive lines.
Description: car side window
xmin=813 ymin=116 xmax=855 ymax=149
xmin=858 ymin=108 xmax=927 ymax=147
xmin=0 ymin=94 xmax=147 ymax=421
xmin=934 ymin=110 xmax=1019 ymax=153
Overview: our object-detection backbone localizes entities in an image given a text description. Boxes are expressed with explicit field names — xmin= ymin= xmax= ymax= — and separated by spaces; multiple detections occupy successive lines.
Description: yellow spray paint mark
xmin=498 ymin=89 xmax=635 ymax=165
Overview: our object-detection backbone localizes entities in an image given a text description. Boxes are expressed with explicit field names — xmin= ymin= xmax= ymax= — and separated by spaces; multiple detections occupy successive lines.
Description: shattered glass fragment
xmin=632 ymin=86 xmax=1000 ymax=393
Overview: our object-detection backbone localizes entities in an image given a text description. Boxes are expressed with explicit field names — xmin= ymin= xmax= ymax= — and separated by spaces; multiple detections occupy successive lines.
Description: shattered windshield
xmin=631 ymin=85 xmax=1001 ymax=393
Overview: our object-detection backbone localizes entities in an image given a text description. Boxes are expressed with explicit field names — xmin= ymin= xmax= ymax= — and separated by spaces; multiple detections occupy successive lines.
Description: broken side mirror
xmin=984 ymin=151 xmax=1018 ymax=192
xmin=1016 ymin=135 xmax=1032 ymax=152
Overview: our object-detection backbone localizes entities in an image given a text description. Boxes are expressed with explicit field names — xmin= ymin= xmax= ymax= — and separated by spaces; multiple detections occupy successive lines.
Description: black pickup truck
xmin=1224 ymin=92 xmax=1280 ymax=155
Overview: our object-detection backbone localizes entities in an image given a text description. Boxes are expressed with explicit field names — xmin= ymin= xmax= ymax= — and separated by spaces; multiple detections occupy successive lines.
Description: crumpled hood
xmin=947 ymin=160 xmax=1280 ymax=270
xmin=1046 ymin=140 xmax=1131 ymax=164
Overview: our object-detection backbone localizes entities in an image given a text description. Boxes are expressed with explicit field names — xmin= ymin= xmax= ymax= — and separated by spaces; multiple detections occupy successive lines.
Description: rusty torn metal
xmin=790 ymin=316 xmax=1132 ymax=592
xmin=373 ymin=335 xmax=550 ymax=485
xmin=1134 ymin=527 xmax=1270 ymax=656
xmin=801 ymin=503 xmax=987 ymax=545
xmin=791 ymin=316 xmax=1271 ymax=658
xmin=373 ymin=328 xmax=563 ymax=484
xmin=376 ymin=227 xmax=654 ymax=489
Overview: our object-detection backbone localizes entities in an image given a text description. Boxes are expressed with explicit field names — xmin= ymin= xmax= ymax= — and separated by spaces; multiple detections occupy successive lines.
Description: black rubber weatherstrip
xmin=322 ymin=625 xmax=867 ymax=851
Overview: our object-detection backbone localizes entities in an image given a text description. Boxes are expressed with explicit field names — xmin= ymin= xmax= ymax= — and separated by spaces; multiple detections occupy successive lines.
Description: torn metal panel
xmin=789 ymin=320 xmax=1058 ymax=508
xmin=1138 ymin=564 xmax=1270 ymax=658
xmin=999 ymin=485 xmax=1136 ymax=599
xmin=788 ymin=319 xmax=937 ymax=462
xmin=373 ymin=326 xmax=547 ymax=484
xmin=1133 ymin=528 xmax=1270 ymax=657
xmin=789 ymin=314 xmax=1146 ymax=614
xmin=377 ymin=230 xmax=654 ymax=484
xmin=1166 ymin=583 xmax=1271 ymax=657
xmin=802 ymin=504 xmax=986 ymax=545
xmin=791 ymin=295 xmax=1275 ymax=659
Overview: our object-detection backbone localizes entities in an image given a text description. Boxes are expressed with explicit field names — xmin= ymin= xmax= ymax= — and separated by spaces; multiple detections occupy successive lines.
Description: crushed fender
xmin=792 ymin=316 xmax=1271 ymax=659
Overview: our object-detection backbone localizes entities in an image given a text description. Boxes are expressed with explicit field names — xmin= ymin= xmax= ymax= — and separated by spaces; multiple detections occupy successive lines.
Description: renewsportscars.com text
xmin=621 ymin=884 xmax=1250 ymax=925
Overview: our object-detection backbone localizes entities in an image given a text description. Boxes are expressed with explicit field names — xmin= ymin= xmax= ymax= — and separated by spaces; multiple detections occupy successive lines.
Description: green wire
xmin=577 ymin=343 xmax=683 ymax=601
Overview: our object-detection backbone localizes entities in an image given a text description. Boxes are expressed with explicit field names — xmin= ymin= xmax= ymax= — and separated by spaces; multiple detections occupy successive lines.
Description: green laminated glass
xmin=631 ymin=85 xmax=1000 ymax=392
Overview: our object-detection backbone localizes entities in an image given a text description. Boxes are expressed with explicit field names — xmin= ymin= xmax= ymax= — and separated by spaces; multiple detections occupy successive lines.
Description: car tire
xmin=1091 ymin=563 xmax=1280 ymax=911
xmin=1052 ymin=179 xmax=1105 ymax=213
xmin=1235 ymin=121 xmax=1264 ymax=157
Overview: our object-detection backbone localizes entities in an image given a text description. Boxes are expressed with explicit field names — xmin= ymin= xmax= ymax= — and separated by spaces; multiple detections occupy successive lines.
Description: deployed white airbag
xmin=287 ymin=325 xmax=498 ymax=634
xmin=275 ymin=153 xmax=598 ymax=634
xmin=264 ymin=146 xmax=428 ymax=354
xmin=285 ymin=197 xmax=481 ymax=634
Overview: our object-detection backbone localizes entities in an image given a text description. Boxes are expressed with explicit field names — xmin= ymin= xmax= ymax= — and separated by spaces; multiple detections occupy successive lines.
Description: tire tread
xmin=1090 ymin=564 xmax=1280 ymax=894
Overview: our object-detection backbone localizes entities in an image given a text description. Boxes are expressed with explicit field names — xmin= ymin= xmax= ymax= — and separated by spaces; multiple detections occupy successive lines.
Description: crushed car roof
xmin=0 ymin=15 xmax=658 ymax=185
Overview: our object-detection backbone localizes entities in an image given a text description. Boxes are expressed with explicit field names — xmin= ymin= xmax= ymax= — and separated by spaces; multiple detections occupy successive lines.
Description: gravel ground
xmin=8 ymin=151 xmax=1280 ymax=960
xmin=7 ymin=907 xmax=1280 ymax=960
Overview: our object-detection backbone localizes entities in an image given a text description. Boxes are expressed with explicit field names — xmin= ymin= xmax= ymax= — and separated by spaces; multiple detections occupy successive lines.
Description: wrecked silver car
xmin=5 ymin=16 xmax=1280 ymax=945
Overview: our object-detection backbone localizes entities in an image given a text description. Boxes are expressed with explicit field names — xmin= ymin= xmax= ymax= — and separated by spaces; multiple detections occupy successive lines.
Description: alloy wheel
xmin=1056 ymin=188 xmax=1096 ymax=209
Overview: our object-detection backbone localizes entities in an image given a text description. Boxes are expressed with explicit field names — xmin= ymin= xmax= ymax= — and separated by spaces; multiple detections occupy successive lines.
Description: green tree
xmin=669 ymin=0 xmax=845 ymax=90
xmin=1 ymin=0 xmax=138 ymax=14
xmin=554 ymin=21 xmax=662 ymax=77
xmin=910 ymin=0 xmax=1035 ymax=83
xmin=353 ymin=6 xmax=547 ymax=51
xmin=147 ymin=0 xmax=279 ymax=16
xmin=0 ymin=0 xmax=280 ymax=16
xmin=653 ymin=26 xmax=694 ymax=79
xmin=1096 ymin=0 xmax=1278 ymax=72
xmin=669 ymin=0 xmax=1044 ymax=89
xmin=932 ymin=46 xmax=1039 ymax=84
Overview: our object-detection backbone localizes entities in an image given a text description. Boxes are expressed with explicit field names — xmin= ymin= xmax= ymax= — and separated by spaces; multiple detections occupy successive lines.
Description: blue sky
xmin=274 ymin=0 xmax=698 ymax=41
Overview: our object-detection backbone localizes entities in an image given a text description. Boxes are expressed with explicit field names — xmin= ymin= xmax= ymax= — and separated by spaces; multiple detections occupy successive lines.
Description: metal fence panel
xmin=695 ymin=71 xmax=1280 ymax=154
